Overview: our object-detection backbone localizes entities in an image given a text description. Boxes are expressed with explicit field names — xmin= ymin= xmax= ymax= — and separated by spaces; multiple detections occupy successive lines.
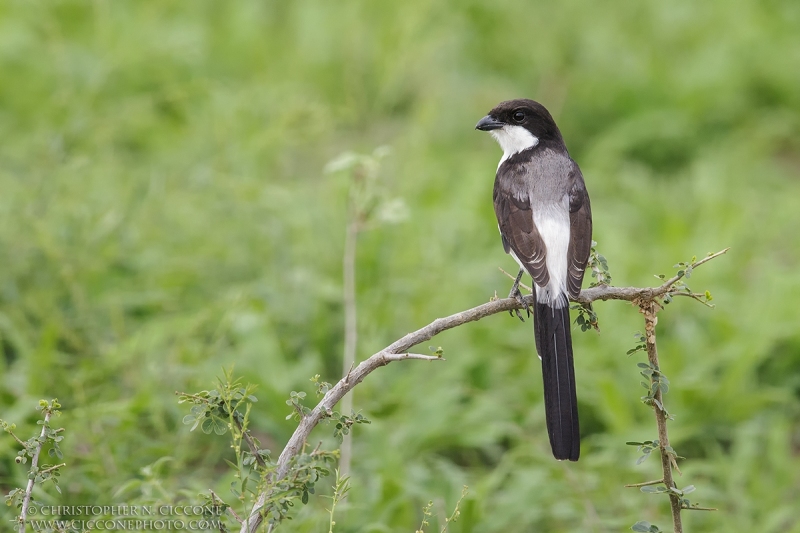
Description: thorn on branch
xmin=625 ymin=479 xmax=665 ymax=488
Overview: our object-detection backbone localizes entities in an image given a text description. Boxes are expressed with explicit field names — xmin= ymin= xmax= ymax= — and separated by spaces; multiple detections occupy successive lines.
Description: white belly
xmin=533 ymin=205 xmax=570 ymax=308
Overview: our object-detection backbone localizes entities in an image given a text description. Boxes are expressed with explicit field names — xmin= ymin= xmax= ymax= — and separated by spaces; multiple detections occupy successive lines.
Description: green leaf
xmin=201 ymin=416 xmax=228 ymax=435
xmin=631 ymin=522 xmax=651 ymax=533
xmin=213 ymin=419 xmax=228 ymax=435
xmin=682 ymin=485 xmax=696 ymax=494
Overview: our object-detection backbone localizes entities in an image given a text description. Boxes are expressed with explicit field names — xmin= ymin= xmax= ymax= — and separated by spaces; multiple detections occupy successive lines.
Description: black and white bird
xmin=476 ymin=99 xmax=592 ymax=461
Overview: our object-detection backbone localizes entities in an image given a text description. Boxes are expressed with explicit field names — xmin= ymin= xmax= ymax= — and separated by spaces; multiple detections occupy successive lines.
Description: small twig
xmin=209 ymin=489 xmax=243 ymax=524
xmin=38 ymin=463 xmax=66 ymax=476
xmin=344 ymin=361 xmax=355 ymax=383
xmin=667 ymin=292 xmax=707 ymax=299
xmin=658 ymin=248 xmax=730 ymax=292
xmin=326 ymin=468 xmax=351 ymax=533
xmin=499 ymin=267 xmax=533 ymax=293
xmin=5 ymin=429 xmax=27 ymax=448
xmin=682 ymin=506 xmax=718 ymax=512
xmin=232 ymin=417 xmax=268 ymax=470
xmin=175 ymin=391 xmax=211 ymax=403
xmin=625 ymin=479 xmax=665 ymax=488
xmin=311 ymin=441 xmax=323 ymax=456
xmin=440 ymin=486 xmax=468 ymax=533
xmin=19 ymin=410 xmax=53 ymax=531
xmin=669 ymin=454 xmax=682 ymax=476
xmin=678 ymin=247 xmax=730 ymax=272
xmin=383 ymin=353 xmax=446 ymax=362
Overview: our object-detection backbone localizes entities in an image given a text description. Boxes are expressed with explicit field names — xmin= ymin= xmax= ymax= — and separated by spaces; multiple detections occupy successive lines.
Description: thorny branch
xmin=240 ymin=248 xmax=729 ymax=533
xmin=642 ymin=300 xmax=683 ymax=533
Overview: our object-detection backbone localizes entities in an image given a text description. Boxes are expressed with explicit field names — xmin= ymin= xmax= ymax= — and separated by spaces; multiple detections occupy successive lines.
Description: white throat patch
xmin=489 ymin=125 xmax=539 ymax=168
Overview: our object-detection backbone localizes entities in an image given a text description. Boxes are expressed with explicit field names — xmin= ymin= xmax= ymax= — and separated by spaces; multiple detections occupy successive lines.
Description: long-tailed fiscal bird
xmin=476 ymin=99 xmax=592 ymax=461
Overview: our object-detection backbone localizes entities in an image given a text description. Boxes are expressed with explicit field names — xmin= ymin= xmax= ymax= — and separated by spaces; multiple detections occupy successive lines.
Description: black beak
xmin=475 ymin=115 xmax=504 ymax=131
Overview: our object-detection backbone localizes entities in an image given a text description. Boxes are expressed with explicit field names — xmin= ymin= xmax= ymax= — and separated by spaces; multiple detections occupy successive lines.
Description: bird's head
xmin=476 ymin=99 xmax=563 ymax=158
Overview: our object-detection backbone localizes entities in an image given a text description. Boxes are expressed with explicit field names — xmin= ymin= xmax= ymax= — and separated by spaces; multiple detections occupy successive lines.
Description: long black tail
xmin=534 ymin=301 xmax=580 ymax=461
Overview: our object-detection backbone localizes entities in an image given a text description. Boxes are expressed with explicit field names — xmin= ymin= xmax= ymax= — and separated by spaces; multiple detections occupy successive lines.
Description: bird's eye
xmin=512 ymin=111 xmax=525 ymax=123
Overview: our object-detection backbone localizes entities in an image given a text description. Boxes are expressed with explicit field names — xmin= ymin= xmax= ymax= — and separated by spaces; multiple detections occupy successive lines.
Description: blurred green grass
xmin=1 ymin=0 xmax=799 ymax=531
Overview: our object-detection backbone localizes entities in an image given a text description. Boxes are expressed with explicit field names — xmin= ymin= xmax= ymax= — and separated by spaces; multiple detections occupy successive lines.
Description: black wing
xmin=493 ymin=184 xmax=549 ymax=288
xmin=566 ymin=167 xmax=592 ymax=299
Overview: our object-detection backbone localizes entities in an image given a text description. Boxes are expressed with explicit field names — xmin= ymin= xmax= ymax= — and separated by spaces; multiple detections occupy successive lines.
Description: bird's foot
xmin=507 ymin=268 xmax=531 ymax=322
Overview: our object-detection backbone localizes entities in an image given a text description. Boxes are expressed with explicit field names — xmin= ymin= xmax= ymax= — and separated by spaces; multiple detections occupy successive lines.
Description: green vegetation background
xmin=1 ymin=1 xmax=799 ymax=531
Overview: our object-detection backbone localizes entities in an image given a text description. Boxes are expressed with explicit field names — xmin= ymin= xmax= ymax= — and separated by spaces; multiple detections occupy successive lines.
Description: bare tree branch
xmin=240 ymin=248 xmax=729 ymax=533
